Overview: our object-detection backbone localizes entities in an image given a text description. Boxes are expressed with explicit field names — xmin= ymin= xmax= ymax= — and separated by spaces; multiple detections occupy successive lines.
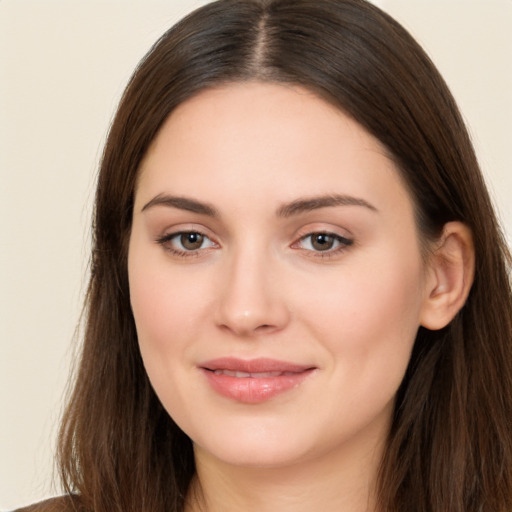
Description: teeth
xmin=213 ymin=369 xmax=286 ymax=378
xmin=252 ymin=371 xmax=283 ymax=378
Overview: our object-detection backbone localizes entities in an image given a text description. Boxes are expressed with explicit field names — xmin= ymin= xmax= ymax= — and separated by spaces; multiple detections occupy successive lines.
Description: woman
xmin=18 ymin=0 xmax=512 ymax=511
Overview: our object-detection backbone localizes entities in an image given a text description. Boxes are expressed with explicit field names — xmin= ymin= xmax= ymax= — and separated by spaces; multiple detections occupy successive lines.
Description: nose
xmin=214 ymin=248 xmax=290 ymax=337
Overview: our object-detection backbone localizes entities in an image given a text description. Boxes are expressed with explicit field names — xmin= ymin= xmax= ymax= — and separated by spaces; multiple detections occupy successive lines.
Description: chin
xmin=188 ymin=417 xmax=315 ymax=469
xmin=194 ymin=439 xmax=311 ymax=469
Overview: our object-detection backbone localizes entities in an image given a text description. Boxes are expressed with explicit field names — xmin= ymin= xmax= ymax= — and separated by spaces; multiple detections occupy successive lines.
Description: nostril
xmin=254 ymin=324 xmax=275 ymax=333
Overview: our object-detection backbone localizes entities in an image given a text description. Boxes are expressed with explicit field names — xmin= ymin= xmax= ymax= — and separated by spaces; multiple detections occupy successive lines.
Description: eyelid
xmin=290 ymin=225 xmax=354 ymax=257
xmin=155 ymin=225 xmax=220 ymax=258
xmin=296 ymin=232 xmax=352 ymax=248
xmin=292 ymin=223 xmax=353 ymax=243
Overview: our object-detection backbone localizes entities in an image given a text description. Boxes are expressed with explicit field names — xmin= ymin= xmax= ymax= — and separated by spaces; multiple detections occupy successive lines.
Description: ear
xmin=420 ymin=221 xmax=475 ymax=330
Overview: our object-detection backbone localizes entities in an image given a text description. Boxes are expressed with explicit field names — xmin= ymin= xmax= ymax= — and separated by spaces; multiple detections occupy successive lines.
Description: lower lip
xmin=201 ymin=369 xmax=314 ymax=404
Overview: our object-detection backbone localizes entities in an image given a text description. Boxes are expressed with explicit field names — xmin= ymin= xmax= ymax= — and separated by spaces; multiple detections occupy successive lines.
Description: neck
xmin=185 ymin=439 xmax=384 ymax=512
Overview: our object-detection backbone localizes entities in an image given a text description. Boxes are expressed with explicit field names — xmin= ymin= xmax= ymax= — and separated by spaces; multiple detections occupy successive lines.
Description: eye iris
xmin=311 ymin=233 xmax=335 ymax=251
xmin=180 ymin=232 xmax=204 ymax=250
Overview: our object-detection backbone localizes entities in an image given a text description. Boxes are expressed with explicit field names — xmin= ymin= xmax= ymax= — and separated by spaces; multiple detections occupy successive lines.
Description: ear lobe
xmin=420 ymin=222 xmax=475 ymax=330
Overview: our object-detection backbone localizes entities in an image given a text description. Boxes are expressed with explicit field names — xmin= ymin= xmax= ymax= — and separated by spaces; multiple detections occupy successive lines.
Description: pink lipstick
xmin=200 ymin=357 xmax=315 ymax=404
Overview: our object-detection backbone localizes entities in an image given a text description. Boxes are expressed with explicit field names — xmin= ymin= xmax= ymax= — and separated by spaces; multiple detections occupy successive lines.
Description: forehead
xmin=135 ymin=81 xmax=411 ymax=216
xmin=144 ymin=82 xmax=386 ymax=161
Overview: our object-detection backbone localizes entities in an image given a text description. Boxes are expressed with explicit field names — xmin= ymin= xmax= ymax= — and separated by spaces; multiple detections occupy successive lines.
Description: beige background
xmin=0 ymin=0 xmax=510 ymax=509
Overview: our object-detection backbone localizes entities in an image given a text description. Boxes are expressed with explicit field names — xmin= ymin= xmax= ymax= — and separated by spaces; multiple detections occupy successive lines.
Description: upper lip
xmin=200 ymin=357 xmax=314 ymax=373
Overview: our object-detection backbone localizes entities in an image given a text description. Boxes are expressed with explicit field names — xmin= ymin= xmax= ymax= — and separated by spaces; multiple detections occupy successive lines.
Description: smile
xmin=200 ymin=358 xmax=316 ymax=404
xmin=212 ymin=370 xmax=299 ymax=378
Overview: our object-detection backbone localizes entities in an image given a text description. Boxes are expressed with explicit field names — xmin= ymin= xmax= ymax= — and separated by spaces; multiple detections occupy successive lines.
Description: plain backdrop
xmin=1 ymin=0 xmax=511 ymax=509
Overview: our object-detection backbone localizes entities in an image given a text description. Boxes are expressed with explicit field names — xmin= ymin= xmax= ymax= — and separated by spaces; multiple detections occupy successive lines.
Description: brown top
xmin=14 ymin=496 xmax=82 ymax=512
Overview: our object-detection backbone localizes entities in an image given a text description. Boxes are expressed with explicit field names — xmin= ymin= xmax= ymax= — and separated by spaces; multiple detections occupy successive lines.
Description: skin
xmin=128 ymin=82 xmax=446 ymax=512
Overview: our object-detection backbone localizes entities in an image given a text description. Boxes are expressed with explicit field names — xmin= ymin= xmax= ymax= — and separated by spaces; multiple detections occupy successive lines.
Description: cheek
xmin=296 ymin=247 xmax=425 ymax=371
xmin=304 ymin=254 xmax=424 ymax=427
xmin=128 ymin=241 xmax=210 ymax=369
xmin=128 ymin=252 xmax=212 ymax=417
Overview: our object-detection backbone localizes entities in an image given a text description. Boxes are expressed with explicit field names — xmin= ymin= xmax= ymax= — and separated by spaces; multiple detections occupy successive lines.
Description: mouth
xmin=199 ymin=358 xmax=316 ymax=404
xmin=211 ymin=369 xmax=300 ymax=378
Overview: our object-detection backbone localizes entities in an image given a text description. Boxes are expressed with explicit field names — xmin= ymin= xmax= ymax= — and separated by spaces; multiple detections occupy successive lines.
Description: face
xmin=128 ymin=82 xmax=432 ymax=470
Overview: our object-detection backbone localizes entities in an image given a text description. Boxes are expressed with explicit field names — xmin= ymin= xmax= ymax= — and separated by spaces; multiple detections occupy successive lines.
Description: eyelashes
xmin=155 ymin=229 xmax=354 ymax=260
xmin=155 ymin=231 xmax=217 ymax=257
xmin=294 ymin=232 xmax=353 ymax=254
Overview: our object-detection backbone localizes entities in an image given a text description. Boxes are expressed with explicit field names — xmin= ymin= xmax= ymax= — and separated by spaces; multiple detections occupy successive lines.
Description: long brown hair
xmin=58 ymin=1 xmax=512 ymax=511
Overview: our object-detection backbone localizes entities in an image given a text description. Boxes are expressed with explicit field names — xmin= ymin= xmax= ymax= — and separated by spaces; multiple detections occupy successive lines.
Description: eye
xmin=156 ymin=230 xmax=216 ymax=255
xmin=175 ymin=232 xmax=209 ymax=250
xmin=297 ymin=232 xmax=353 ymax=253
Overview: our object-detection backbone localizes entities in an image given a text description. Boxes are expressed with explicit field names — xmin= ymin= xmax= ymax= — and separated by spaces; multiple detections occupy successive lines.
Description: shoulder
xmin=13 ymin=495 xmax=85 ymax=512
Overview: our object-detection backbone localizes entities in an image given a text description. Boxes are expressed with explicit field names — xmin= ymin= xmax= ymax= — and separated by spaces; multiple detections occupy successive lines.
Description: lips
xmin=212 ymin=369 xmax=298 ymax=378
xmin=200 ymin=358 xmax=315 ymax=404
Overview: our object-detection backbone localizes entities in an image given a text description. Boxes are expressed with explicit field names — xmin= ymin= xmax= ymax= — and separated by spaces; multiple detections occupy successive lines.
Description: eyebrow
xmin=141 ymin=194 xmax=218 ymax=217
xmin=140 ymin=192 xmax=377 ymax=218
xmin=277 ymin=194 xmax=378 ymax=217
